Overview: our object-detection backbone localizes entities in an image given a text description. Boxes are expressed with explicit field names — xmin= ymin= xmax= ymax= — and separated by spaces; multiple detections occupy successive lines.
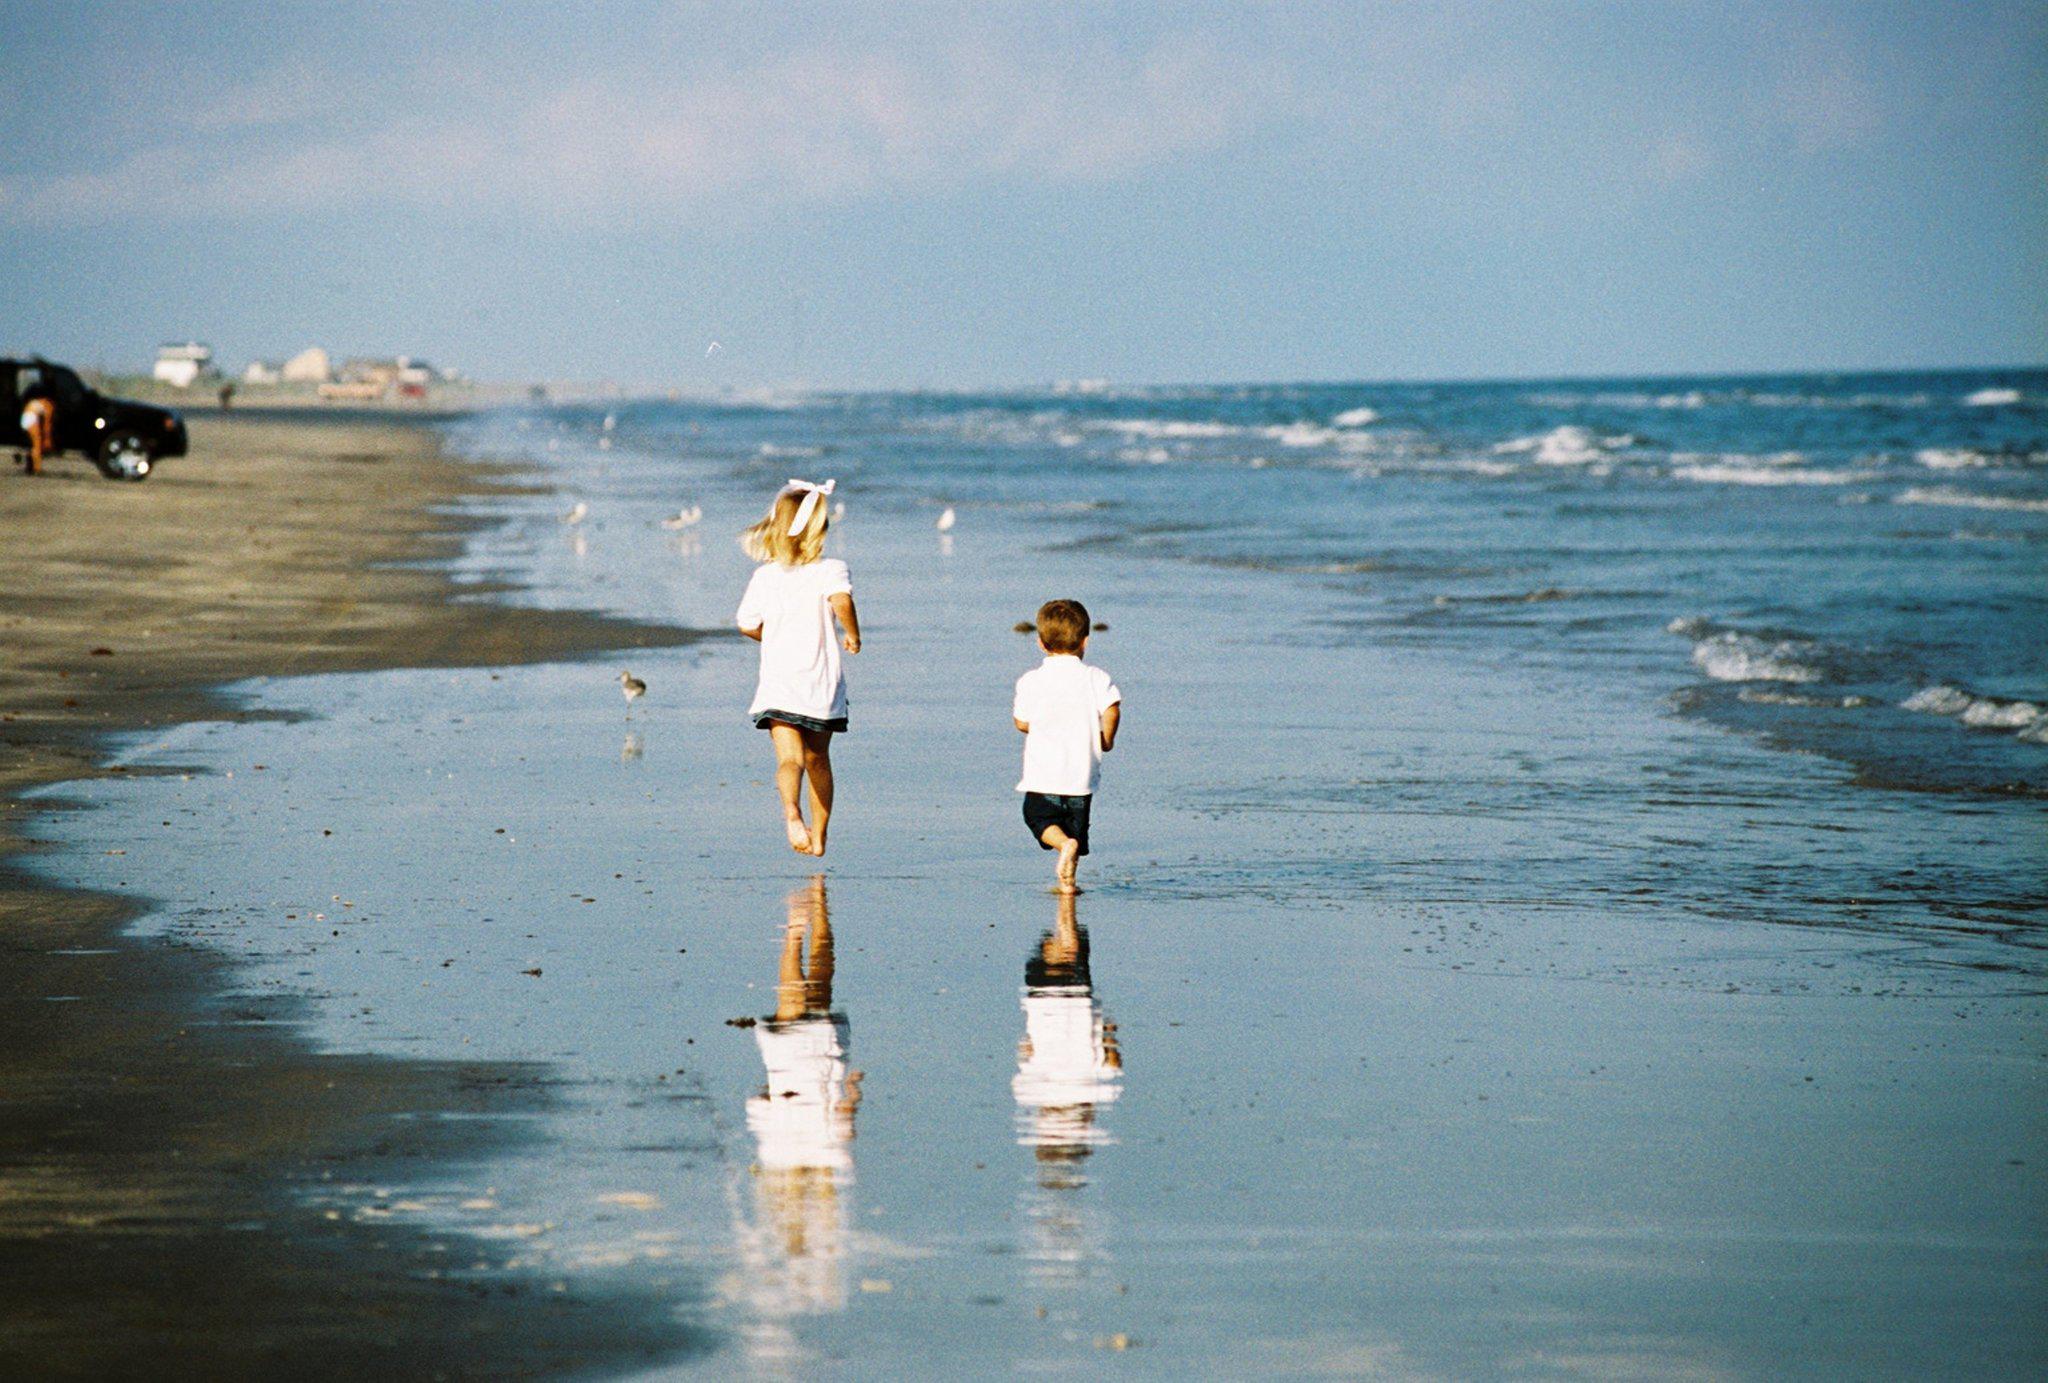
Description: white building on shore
xmin=280 ymin=346 xmax=332 ymax=384
xmin=153 ymin=342 xmax=214 ymax=388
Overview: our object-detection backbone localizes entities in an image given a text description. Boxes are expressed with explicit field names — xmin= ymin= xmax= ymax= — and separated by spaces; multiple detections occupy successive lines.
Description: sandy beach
xmin=0 ymin=414 xmax=701 ymax=1378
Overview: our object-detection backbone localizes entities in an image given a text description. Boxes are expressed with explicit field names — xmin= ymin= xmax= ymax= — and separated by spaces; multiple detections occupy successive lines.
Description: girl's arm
xmin=739 ymin=624 xmax=763 ymax=642
xmin=829 ymin=593 xmax=861 ymax=654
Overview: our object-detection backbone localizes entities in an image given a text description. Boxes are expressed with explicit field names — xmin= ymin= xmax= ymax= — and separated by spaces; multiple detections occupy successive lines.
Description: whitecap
xmin=1100 ymin=418 xmax=1239 ymax=440
xmin=1963 ymin=387 xmax=2021 ymax=406
xmin=1673 ymin=462 xmax=1856 ymax=486
xmin=1492 ymin=425 xmax=1614 ymax=466
xmin=1915 ymin=448 xmax=1989 ymax=470
xmin=1331 ymin=407 xmax=1379 ymax=427
xmin=1263 ymin=422 xmax=1340 ymax=448
xmin=1896 ymin=486 xmax=2048 ymax=514
xmin=1903 ymin=684 xmax=2044 ymax=740
xmin=1688 ymin=631 xmax=1822 ymax=683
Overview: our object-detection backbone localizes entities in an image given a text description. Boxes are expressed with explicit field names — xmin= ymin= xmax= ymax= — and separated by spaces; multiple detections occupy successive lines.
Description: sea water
xmin=31 ymin=369 xmax=2047 ymax=1376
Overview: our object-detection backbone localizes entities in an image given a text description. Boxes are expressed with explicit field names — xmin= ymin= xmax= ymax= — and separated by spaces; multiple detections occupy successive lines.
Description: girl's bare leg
xmin=799 ymin=729 xmax=835 ymax=856
xmin=769 ymin=724 xmax=812 ymax=852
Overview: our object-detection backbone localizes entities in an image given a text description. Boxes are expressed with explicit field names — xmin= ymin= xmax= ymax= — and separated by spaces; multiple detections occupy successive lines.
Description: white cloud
xmin=0 ymin=35 xmax=1283 ymax=225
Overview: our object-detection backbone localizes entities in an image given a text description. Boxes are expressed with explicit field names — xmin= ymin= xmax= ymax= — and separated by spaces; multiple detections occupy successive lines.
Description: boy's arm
xmin=1099 ymin=701 xmax=1121 ymax=752
xmin=1013 ymin=717 xmax=1030 ymax=733
xmin=739 ymin=625 xmax=763 ymax=642
xmin=828 ymin=593 xmax=861 ymax=654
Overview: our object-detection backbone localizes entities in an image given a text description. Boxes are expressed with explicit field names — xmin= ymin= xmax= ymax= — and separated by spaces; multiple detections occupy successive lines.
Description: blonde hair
xmin=741 ymin=488 xmax=829 ymax=566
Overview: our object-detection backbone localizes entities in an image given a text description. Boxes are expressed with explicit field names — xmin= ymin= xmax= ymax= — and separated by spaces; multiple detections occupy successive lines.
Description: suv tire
xmin=100 ymin=431 xmax=154 ymax=480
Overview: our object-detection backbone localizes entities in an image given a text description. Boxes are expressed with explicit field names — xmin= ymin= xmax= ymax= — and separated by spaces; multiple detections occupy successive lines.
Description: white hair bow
xmin=786 ymin=477 xmax=836 ymax=535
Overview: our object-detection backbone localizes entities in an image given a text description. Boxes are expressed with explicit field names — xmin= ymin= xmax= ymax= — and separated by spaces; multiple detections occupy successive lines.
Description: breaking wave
xmin=1667 ymin=617 xmax=1824 ymax=683
xmin=1903 ymin=685 xmax=2047 ymax=743
xmin=1672 ymin=454 xmax=1859 ymax=486
xmin=1331 ymin=407 xmax=1379 ymax=426
xmin=1896 ymin=487 xmax=2048 ymax=514
xmin=1963 ymin=387 xmax=2022 ymax=407
xmin=1492 ymin=425 xmax=1632 ymax=466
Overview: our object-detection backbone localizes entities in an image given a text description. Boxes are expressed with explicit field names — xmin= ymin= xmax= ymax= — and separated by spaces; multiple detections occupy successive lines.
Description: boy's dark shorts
xmin=1022 ymin=792 xmax=1092 ymax=856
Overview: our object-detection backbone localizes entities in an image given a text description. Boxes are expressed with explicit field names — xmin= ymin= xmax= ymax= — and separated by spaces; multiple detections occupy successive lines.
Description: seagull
xmin=936 ymin=506 xmax=957 ymax=532
xmin=620 ymin=670 xmax=646 ymax=704
xmin=706 ymin=341 xmax=722 ymax=357
xmin=660 ymin=505 xmax=704 ymax=530
xmin=563 ymin=501 xmax=589 ymax=524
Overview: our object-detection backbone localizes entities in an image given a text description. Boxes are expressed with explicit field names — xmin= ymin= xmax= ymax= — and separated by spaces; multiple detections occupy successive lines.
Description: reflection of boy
xmin=1013 ymin=897 xmax=1122 ymax=1152
xmin=1012 ymin=599 xmax=1121 ymax=894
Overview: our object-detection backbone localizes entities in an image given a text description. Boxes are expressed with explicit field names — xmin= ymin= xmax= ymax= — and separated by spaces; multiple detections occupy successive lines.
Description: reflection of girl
xmin=744 ymin=880 xmax=861 ymax=1314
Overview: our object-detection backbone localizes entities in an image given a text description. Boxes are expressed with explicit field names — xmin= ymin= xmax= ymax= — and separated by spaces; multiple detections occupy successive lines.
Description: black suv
xmin=5 ymin=357 xmax=189 ymax=480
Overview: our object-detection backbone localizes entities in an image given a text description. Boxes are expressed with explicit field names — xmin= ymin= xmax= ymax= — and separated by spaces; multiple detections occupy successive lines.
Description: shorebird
xmin=936 ymin=506 xmax=957 ymax=532
xmin=620 ymin=670 xmax=646 ymax=705
xmin=563 ymin=501 xmax=589 ymax=524
xmin=660 ymin=506 xmax=704 ymax=530
xmin=831 ymin=501 xmax=846 ymax=521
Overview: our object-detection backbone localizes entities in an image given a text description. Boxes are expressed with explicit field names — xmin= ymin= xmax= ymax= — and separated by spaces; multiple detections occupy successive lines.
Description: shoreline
xmin=0 ymin=413 xmax=707 ymax=1377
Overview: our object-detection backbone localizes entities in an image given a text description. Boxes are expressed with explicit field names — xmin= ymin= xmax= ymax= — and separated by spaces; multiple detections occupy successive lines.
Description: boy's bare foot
xmin=1055 ymin=838 xmax=1081 ymax=893
xmin=804 ymin=830 xmax=827 ymax=858
xmin=785 ymin=814 xmax=813 ymax=854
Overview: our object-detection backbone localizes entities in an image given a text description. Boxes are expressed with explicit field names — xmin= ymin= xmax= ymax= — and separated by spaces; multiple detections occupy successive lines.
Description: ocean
xmin=32 ymin=367 xmax=2047 ymax=1375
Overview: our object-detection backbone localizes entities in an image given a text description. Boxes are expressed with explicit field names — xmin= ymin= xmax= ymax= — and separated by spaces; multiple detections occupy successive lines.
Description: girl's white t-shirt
xmin=737 ymin=558 xmax=853 ymax=721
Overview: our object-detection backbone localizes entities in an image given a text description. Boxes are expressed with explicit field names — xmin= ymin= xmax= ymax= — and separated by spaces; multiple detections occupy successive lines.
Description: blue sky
xmin=2 ymin=1 xmax=2042 ymax=387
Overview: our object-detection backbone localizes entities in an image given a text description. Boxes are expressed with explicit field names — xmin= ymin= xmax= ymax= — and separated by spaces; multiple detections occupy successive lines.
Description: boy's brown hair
xmin=1036 ymin=599 xmax=1090 ymax=654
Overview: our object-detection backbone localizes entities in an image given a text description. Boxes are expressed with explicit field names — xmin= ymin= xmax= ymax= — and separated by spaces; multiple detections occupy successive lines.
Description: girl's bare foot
xmin=785 ymin=814 xmax=813 ymax=854
xmin=1055 ymin=838 xmax=1081 ymax=893
xmin=804 ymin=830 xmax=827 ymax=858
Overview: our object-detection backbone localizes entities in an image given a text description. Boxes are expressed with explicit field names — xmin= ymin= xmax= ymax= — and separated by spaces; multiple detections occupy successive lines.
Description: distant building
xmin=281 ymin=346 xmax=332 ymax=384
xmin=243 ymin=360 xmax=281 ymax=385
xmin=153 ymin=342 xmax=214 ymax=388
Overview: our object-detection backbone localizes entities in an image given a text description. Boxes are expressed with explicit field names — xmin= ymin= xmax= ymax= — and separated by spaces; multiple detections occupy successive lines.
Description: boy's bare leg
xmin=769 ymin=724 xmax=812 ymax=853
xmin=1039 ymin=825 xmax=1082 ymax=894
xmin=799 ymin=729 xmax=834 ymax=856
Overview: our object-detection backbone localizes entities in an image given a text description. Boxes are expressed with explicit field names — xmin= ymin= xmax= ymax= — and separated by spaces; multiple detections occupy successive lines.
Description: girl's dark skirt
xmin=753 ymin=710 xmax=848 ymax=734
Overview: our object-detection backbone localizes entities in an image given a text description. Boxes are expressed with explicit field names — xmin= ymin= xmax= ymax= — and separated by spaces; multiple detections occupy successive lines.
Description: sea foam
xmin=1673 ymin=456 xmax=1856 ymax=485
xmin=1963 ymin=387 xmax=2022 ymax=407
xmin=1331 ymin=407 xmax=1379 ymax=427
xmin=1667 ymin=618 xmax=1824 ymax=683
xmin=1492 ymin=425 xmax=1629 ymax=466
xmin=1915 ymin=448 xmax=1989 ymax=470
xmin=1100 ymin=418 xmax=1240 ymax=439
xmin=1896 ymin=487 xmax=2048 ymax=514
xmin=1902 ymin=685 xmax=2045 ymax=741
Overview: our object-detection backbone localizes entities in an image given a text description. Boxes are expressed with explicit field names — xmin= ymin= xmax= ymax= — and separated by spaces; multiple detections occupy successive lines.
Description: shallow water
xmin=31 ymin=374 xmax=2048 ymax=1376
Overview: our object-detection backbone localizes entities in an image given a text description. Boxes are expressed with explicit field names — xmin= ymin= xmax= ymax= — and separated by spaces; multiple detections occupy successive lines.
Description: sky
xmin=2 ymin=0 xmax=2043 ymax=389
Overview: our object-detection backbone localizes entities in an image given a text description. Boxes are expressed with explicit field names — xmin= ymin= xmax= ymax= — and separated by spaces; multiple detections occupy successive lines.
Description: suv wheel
xmin=101 ymin=432 xmax=153 ymax=480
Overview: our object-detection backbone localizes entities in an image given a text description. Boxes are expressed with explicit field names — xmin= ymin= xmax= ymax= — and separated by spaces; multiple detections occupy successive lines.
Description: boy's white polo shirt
xmin=1014 ymin=655 xmax=1120 ymax=796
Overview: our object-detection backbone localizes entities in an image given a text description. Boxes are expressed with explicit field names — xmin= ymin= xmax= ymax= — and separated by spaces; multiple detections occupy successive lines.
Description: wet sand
xmin=0 ymin=416 xmax=704 ymax=1377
